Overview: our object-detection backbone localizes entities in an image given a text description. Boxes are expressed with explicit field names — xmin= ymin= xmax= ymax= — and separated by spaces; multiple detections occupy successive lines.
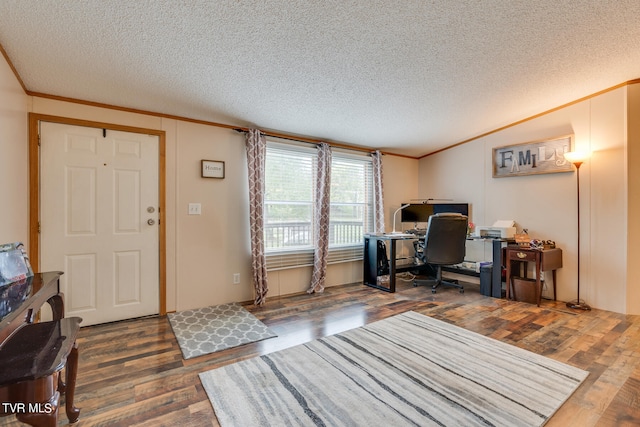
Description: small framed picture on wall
xmin=201 ymin=160 xmax=225 ymax=179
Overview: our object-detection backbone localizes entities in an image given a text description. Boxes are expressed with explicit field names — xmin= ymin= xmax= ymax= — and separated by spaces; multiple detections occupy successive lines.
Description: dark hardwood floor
xmin=2 ymin=277 xmax=640 ymax=426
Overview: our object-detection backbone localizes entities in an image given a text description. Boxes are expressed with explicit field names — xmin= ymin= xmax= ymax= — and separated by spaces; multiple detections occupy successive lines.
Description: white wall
xmin=419 ymin=87 xmax=629 ymax=313
xmin=0 ymin=53 xmax=29 ymax=246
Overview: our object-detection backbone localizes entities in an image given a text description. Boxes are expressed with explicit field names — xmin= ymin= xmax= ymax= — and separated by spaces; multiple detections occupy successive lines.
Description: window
xmin=264 ymin=143 xmax=315 ymax=252
xmin=264 ymin=141 xmax=374 ymax=270
xmin=329 ymin=154 xmax=373 ymax=247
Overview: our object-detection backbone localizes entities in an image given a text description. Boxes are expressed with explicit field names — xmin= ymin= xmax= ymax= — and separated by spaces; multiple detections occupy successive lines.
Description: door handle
xmin=147 ymin=219 xmax=155 ymax=226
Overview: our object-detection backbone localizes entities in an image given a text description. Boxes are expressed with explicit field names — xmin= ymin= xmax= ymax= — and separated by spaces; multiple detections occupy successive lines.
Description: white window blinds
xmin=264 ymin=142 xmax=373 ymax=270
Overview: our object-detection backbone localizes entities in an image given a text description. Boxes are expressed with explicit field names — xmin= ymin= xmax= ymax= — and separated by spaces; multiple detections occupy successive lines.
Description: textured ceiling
xmin=1 ymin=0 xmax=639 ymax=157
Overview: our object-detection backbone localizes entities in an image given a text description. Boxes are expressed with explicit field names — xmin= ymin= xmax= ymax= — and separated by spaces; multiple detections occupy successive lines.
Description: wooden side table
xmin=505 ymin=246 xmax=562 ymax=306
xmin=0 ymin=317 xmax=82 ymax=425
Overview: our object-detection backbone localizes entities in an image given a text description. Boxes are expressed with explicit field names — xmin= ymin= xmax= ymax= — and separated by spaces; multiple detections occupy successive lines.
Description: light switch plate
xmin=188 ymin=203 xmax=201 ymax=215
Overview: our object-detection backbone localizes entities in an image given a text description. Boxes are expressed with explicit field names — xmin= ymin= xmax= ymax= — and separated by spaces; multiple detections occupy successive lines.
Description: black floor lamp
xmin=564 ymin=151 xmax=591 ymax=311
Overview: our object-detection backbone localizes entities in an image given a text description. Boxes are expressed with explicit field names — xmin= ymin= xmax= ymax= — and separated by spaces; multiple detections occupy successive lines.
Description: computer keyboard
xmin=384 ymin=233 xmax=416 ymax=238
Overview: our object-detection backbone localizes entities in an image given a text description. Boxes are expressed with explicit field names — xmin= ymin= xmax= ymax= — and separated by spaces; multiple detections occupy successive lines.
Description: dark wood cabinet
xmin=505 ymin=246 xmax=563 ymax=306
xmin=0 ymin=272 xmax=81 ymax=426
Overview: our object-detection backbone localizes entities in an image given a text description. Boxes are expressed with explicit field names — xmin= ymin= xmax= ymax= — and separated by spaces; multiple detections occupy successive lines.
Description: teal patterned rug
xmin=168 ymin=303 xmax=276 ymax=359
xmin=200 ymin=311 xmax=588 ymax=426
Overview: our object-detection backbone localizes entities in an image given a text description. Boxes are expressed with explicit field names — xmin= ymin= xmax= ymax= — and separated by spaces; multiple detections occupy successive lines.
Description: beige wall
xmin=172 ymin=122 xmax=254 ymax=309
xmin=3 ymin=48 xmax=638 ymax=314
xmin=627 ymin=84 xmax=640 ymax=314
xmin=0 ymin=54 xmax=29 ymax=245
xmin=28 ymin=97 xmax=418 ymax=312
xmin=380 ymin=155 xmax=421 ymax=261
xmin=419 ymin=87 xmax=632 ymax=313
xmin=0 ymin=49 xmax=415 ymax=311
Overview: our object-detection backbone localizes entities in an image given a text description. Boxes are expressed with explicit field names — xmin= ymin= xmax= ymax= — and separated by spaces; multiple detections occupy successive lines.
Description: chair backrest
xmin=423 ymin=213 xmax=468 ymax=265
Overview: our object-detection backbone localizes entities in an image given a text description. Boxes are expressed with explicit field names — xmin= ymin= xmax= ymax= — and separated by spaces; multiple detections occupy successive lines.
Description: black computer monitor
xmin=433 ymin=203 xmax=469 ymax=216
xmin=400 ymin=204 xmax=434 ymax=223
xmin=401 ymin=202 xmax=469 ymax=224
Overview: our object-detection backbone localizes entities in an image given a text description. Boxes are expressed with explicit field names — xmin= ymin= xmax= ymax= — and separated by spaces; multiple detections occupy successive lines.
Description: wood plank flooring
xmin=2 ymin=278 xmax=640 ymax=426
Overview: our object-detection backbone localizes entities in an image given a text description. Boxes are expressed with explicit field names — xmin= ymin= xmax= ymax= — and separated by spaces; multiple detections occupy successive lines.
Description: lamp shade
xmin=564 ymin=151 xmax=590 ymax=165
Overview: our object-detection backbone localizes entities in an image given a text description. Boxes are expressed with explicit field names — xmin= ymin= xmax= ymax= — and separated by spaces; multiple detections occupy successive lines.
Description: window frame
xmin=263 ymin=140 xmax=374 ymax=270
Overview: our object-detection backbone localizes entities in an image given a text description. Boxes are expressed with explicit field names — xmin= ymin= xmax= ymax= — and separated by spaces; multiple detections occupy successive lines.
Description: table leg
xmin=47 ymin=294 xmax=65 ymax=321
xmin=65 ymin=342 xmax=80 ymax=423
xmin=535 ymin=253 xmax=542 ymax=307
xmin=388 ymin=240 xmax=397 ymax=293
xmin=505 ymin=256 xmax=512 ymax=300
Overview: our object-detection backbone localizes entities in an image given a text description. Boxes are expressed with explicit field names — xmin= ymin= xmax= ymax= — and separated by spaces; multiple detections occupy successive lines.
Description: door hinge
xmin=38 ymin=222 xmax=41 ymax=234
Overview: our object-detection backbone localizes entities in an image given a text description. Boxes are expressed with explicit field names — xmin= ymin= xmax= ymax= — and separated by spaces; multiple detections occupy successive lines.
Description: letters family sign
xmin=492 ymin=135 xmax=574 ymax=178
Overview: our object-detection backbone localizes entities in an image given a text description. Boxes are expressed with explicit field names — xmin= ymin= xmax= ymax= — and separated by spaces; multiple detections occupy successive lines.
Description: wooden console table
xmin=505 ymin=246 xmax=563 ymax=306
xmin=0 ymin=272 xmax=82 ymax=426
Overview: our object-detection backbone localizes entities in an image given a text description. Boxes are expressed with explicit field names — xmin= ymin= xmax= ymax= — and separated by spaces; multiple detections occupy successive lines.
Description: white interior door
xmin=40 ymin=122 xmax=159 ymax=326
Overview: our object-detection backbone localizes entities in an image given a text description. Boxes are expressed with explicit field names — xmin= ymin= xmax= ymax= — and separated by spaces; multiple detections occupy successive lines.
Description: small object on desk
xmin=473 ymin=220 xmax=516 ymax=238
xmin=514 ymin=232 xmax=530 ymax=248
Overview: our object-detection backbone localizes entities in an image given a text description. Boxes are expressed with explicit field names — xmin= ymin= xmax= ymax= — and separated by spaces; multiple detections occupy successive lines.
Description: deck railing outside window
xmin=265 ymin=220 xmax=363 ymax=250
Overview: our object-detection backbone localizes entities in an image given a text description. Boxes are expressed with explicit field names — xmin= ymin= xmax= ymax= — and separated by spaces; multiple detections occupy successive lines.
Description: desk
xmin=363 ymin=234 xmax=422 ymax=292
xmin=505 ymin=246 xmax=562 ymax=306
xmin=363 ymin=235 xmax=510 ymax=295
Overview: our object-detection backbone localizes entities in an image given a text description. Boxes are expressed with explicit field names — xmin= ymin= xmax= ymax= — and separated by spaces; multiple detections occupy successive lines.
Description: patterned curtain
xmin=308 ymin=143 xmax=332 ymax=294
xmin=371 ymin=150 xmax=385 ymax=233
xmin=245 ymin=129 xmax=269 ymax=305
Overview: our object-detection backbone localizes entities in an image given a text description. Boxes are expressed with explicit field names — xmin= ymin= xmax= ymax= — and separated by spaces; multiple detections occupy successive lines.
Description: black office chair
xmin=413 ymin=213 xmax=468 ymax=293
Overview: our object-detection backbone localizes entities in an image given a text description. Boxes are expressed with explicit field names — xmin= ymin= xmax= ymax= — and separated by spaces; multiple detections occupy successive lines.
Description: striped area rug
xmin=200 ymin=311 xmax=588 ymax=426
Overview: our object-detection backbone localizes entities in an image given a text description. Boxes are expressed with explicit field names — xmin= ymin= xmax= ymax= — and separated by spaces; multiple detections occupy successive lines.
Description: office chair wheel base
xmin=431 ymin=289 xmax=436 ymax=294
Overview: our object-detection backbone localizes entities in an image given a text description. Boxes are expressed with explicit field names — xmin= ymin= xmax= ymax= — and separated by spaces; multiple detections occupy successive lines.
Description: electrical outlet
xmin=188 ymin=203 xmax=201 ymax=215
xmin=233 ymin=273 xmax=240 ymax=284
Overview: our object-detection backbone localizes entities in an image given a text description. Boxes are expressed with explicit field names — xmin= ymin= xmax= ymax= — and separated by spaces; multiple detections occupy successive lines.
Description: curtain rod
xmin=234 ymin=127 xmax=392 ymax=156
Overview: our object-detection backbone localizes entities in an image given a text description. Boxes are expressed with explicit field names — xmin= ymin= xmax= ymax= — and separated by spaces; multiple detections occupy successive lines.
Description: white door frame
xmin=28 ymin=113 xmax=167 ymax=316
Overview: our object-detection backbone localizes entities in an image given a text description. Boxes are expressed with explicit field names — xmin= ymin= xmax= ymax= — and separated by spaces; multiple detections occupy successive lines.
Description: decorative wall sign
xmin=202 ymin=160 xmax=225 ymax=179
xmin=492 ymin=134 xmax=574 ymax=178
